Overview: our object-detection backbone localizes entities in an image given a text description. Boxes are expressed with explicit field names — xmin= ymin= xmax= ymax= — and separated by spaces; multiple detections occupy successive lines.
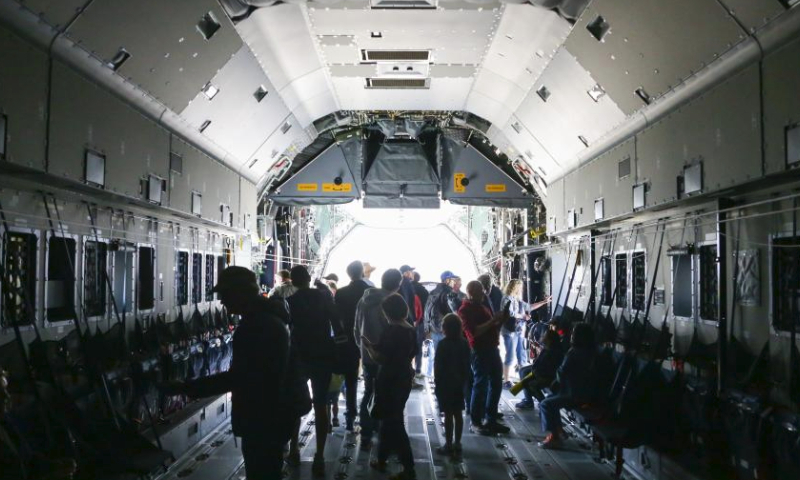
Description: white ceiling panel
xmin=478 ymin=5 xmax=569 ymax=91
xmin=278 ymin=67 xmax=338 ymax=125
xmin=514 ymin=48 xmax=626 ymax=171
xmin=468 ymin=69 xmax=527 ymax=115
xmin=464 ymin=90 xmax=514 ymax=127
xmin=498 ymin=118 xmax=564 ymax=182
xmin=181 ymin=46 xmax=293 ymax=164
xmin=237 ymin=4 xmax=338 ymax=128
xmin=332 ymin=77 xmax=474 ymax=111
xmin=308 ymin=7 xmax=501 ymax=65
xmin=241 ymin=116 xmax=313 ymax=180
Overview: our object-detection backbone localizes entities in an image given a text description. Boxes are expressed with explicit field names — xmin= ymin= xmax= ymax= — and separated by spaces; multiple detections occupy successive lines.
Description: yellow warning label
xmin=485 ymin=184 xmax=507 ymax=193
xmin=454 ymin=173 xmax=466 ymax=193
xmin=297 ymin=183 xmax=318 ymax=192
xmin=322 ymin=183 xmax=353 ymax=193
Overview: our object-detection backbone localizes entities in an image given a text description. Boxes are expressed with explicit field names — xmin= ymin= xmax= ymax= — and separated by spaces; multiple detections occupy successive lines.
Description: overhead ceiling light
xmin=536 ymin=85 xmax=551 ymax=102
xmin=588 ymin=84 xmax=606 ymax=102
xmin=201 ymin=82 xmax=219 ymax=100
xmin=107 ymin=48 xmax=131 ymax=71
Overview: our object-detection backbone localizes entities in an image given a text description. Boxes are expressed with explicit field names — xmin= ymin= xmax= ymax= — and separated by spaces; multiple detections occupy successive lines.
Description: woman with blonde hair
xmin=500 ymin=279 xmax=551 ymax=388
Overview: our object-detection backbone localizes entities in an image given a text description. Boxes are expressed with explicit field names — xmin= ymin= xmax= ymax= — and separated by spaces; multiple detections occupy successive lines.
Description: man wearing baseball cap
xmin=163 ymin=266 xmax=310 ymax=480
xmin=422 ymin=271 xmax=463 ymax=377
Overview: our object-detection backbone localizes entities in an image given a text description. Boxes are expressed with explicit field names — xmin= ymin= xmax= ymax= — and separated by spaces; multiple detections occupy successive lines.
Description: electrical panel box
xmin=567 ymin=209 xmax=577 ymax=229
xmin=191 ymin=192 xmax=203 ymax=216
xmin=147 ymin=174 xmax=163 ymax=204
xmin=220 ymin=204 xmax=232 ymax=226
xmin=0 ymin=114 xmax=6 ymax=158
xmin=594 ymin=198 xmax=604 ymax=222
xmin=788 ymin=124 xmax=800 ymax=167
xmin=633 ymin=184 xmax=646 ymax=210
xmin=205 ymin=254 xmax=215 ymax=302
xmin=699 ymin=244 xmax=719 ymax=321
xmin=85 ymin=150 xmax=106 ymax=187
xmin=684 ymin=163 xmax=703 ymax=195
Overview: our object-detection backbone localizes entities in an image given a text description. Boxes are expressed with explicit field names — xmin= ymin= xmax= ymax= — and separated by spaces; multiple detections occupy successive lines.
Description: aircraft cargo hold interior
xmin=2 ymin=1 xmax=800 ymax=480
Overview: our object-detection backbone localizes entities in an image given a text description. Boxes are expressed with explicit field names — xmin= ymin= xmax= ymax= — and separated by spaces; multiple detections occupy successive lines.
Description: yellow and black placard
xmin=322 ymin=183 xmax=353 ymax=193
xmin=485 ymin=184 xmax=507 ymax=193
xmin=296 ymin=183 xmax=318 ymax=192
xmin=454 ymin=173 xmax=466 ymax=193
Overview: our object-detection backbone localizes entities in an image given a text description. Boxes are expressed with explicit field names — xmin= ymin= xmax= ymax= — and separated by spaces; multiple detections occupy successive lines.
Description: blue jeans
xmin=539 ymin=394 xmax=575 ymax=434
xmin=470 ymin=347 xmax=502 ymax=424
xmin=426 ymin=332 xmax=444 ymax=377
xmin=414 ymin=322 xmax=426 ymax=374
xmin=503 ymin=330 xmax=529 ymax=368
xmin=359 ymin=363 xmax=380 ymax=441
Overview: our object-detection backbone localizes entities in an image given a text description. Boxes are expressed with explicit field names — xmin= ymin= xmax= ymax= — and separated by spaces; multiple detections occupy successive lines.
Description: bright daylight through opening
xmin=322 ymin=201 xmax=481 ymax=283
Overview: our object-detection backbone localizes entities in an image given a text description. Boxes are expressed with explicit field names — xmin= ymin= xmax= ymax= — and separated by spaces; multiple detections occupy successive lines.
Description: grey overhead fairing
xmin=269 ymin=142 xmax=361 ymax=206
xmin=441 ymin=140 xmax=533 ymax=208
xmin=362 ymin=141 xmax=440 ymax=209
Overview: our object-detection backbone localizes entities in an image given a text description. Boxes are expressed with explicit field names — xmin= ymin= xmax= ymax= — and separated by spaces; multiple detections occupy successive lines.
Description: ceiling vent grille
xmin=369 ymin=0 xmax=437 ymax=10
xmin=365 ymin=78 xmax=430 ymax=89
xmin=362 ymin=50 xmax=431 ymax=62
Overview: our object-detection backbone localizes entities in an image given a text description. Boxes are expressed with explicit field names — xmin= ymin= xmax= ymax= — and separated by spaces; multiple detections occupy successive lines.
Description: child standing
xmin=434 ymin=314 xmax=471 ymax=458
xmin=362 ymin=294 xmax=418 ymax=480
xmin=327 ymin=373 xmax=345 ymax=431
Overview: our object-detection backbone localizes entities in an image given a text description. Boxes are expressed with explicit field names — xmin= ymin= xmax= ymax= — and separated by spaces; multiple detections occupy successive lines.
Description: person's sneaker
xmin=370 ymin=459 xmax=387 ymax=472
xmin=435 ymin=444 xmax=453 ymax=456
xmin=486 ymin=421 xmax=511 ymax=434
xmin=537 ymin=433 xmax=563 ymax=450
xmin=285 ymin=451 xmax=300 ymax=467
xmin=515 ymin=399 xmax=534 ymax=410
xmin=502 ymin=381 xmax=513 ymax=390
xmin=312 ymin=455 xmax=325 ymax=477
xmin=332 ymin=417 xmax=340 ymax=427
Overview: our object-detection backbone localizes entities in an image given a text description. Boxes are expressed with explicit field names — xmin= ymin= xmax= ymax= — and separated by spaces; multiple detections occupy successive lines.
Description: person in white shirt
xmin=268 ymin=269 xmax=298 ymax=299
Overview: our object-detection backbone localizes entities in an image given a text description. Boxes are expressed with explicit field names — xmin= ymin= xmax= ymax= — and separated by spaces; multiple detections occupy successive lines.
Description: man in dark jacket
xmin=354 ymin=269 xmax=403 ymax=450
xmin=423 ymin=271 xmax=462 ymax=376
xmin=166 ymin=266 xmax=310 ymax=480
xmin=334 ymin=261 xmax=371 ymax=431
xmin=399 ymin=265 xmax=418 ymax=326
xmin=287 ymin=265 xmax=343 ymax=476
xmin=412 ymin=271 xmax=429 ymax=376
xmin=477 ymin=274 xmax=503 ymax=314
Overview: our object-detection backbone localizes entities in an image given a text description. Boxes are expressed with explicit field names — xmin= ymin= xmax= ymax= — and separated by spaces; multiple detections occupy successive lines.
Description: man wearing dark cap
xmin=399 ymin=265 xmax=418 ymax=327
xmin=422 ymin=271 xmax=462 ymax=377
xmin=333 ymin=261 xmax=371 ymax=431
xmin=163 ymin=266 xmax=310 ymax=480
xmin=286 ymin=265 xmax=344 ymax=476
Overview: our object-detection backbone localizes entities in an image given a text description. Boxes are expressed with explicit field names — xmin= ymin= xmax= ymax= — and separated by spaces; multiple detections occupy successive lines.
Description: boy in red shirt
xmin=458 ymin=281 xmax=511 ymax=435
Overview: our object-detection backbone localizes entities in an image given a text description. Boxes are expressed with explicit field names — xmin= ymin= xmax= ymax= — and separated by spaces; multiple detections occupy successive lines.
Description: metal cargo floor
xmin=155 ymin=380 xmax=629 ymax=480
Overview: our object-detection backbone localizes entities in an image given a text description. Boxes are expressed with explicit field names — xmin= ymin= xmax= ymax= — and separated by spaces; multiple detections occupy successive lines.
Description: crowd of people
xmin=165 ymin=261 xmax=609 ymax=480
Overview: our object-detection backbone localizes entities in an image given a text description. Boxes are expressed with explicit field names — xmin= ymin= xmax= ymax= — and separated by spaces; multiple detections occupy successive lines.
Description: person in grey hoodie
xmin=354 ymin=268 xmax=403 ymax=450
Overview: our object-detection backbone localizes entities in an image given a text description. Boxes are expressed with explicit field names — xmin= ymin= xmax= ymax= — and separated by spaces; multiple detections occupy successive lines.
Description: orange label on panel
xmin=297 ymin=183 xmax=318 ymax=192
xmin=454 ymin=173 xmax=466 ymax=193
xmin=322 ymin=183 xmax=353 ymax=193
xmin=485 ymin=184 xmax=507 ymax=193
